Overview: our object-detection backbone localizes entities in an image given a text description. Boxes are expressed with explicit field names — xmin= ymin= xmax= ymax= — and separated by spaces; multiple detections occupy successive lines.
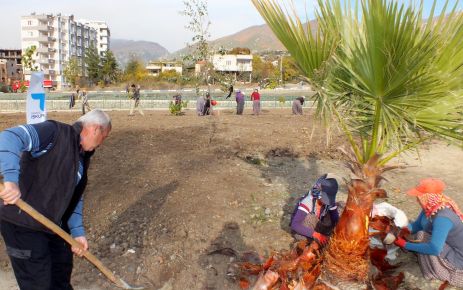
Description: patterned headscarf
xmin=310 ymin=174 xmax=338 ymax=217
xmin=407 ymin=178 xmax=463 ymax=222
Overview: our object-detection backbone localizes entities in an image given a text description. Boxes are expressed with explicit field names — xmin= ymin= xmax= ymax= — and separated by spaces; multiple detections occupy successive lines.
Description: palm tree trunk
xmin=320 ymin=155 xmax=384 ymax=287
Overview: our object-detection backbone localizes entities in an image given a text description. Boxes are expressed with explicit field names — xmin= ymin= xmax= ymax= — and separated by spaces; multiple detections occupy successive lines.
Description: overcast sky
xmin=0 ymin=0 xmax=461 ymax=52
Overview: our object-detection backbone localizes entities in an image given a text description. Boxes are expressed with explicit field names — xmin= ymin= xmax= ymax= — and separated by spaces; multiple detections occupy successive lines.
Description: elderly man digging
xmin=0 ymin=109 xmax=111 ymax=290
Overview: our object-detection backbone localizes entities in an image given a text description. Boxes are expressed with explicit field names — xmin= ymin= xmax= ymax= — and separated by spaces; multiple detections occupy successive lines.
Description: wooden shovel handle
xmin=0 ymin=184 xmax=125 ymax=287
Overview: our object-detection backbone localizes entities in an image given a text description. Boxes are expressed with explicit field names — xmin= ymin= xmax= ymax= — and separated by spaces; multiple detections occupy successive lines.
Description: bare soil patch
xmin=0 ymin=109 xmax=461 ymax=290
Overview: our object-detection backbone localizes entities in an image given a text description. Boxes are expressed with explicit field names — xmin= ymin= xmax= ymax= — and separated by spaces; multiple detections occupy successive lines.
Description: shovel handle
xmin=0 ymin=184 xmax=126 ymax=288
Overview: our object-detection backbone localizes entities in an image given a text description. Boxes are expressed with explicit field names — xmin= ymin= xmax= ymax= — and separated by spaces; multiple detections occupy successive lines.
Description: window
xmin=27 ymin=20 xmax=32 ymax=26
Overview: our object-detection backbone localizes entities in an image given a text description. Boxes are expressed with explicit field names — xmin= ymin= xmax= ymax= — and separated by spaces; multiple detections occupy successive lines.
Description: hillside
xmin=171 ymin=20 xmax=317 ymax=58
xmin=111 ymin=39 xmax=169 ymax=67
xmin=211 ymin=23 xmax=285 ymax=51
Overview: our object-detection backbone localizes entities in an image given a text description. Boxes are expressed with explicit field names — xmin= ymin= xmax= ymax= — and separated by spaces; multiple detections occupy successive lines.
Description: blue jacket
xmin=0 ymin=121 xmax=86 ymax=237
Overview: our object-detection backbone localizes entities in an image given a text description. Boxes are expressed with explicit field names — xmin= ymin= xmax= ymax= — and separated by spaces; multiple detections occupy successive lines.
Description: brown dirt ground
xmin=0 ymin=109 xmax=462 ymax=290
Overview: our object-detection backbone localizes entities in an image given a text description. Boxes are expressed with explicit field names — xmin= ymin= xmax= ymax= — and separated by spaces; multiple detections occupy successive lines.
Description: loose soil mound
xmin=0 ymin=109 xmax=461 ymax=290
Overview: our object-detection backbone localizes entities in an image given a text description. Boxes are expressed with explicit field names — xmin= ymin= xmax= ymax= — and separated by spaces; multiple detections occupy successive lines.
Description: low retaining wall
xmin=0 ymin=100 xmax=312 ymax=112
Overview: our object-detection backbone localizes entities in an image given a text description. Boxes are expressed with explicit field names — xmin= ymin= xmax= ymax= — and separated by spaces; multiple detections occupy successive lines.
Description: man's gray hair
xmin=77 ymin=109 xmax=112 ymax=131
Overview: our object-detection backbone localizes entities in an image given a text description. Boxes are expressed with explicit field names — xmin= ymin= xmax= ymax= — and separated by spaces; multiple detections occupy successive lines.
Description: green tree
xmin=22 ymin=46 xmax=38 ymax=72
xmin=63 ymin=57 xmax=81 ymax=88
xmin=181 ymin=0 xmax=211 ymax=93
xmin=101 ymin=50 xmax=119 ymax=84
xmin=253 ymin=0 xmax=463 ymax=287
xmin=229 ymin=47 xmax=251 ymax=55
xmin=252 ymin=55 xmax=279 ymax=83
xmin=158 ymin=69 xmax=180 ymax=81
xmin=282 ymin=56 xmax=301 ymax=82
xmin=124 ymin=57 xmax=147 ymax=81
xmin=84 ymin=44 xmax=101 ymax=85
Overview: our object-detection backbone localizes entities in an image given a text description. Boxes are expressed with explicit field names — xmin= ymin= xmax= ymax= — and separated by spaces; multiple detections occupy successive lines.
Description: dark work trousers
xmin=0 ymin=220 xmax=74 ymax=290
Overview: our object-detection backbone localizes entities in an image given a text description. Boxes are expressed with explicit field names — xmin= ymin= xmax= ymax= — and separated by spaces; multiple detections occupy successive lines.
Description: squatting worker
xmin=290 ymin=173 xmax=342 ymax=245
xmin=0 ymin=109 xmax=111 ymax=290
xmin=394 ymin=178 xmax=463 ymax=287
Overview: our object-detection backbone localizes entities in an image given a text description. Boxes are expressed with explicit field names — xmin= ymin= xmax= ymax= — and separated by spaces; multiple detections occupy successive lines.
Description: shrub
xmin=169 ymin=100 xmax=188 ymax=115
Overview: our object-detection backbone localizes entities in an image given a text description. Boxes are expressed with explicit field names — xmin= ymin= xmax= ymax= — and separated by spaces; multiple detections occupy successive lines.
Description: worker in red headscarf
xmin=394 ymin=178 xmax=463 ymax=287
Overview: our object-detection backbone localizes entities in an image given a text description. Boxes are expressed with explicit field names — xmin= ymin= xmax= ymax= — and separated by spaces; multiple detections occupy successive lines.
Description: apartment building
xmin=21 ymin=13 xmax=109 ymax=89
xmin=0 ymin=49 xmax=22 ymax=84
xmin=82 ymin=20 xmax=110 ymax=57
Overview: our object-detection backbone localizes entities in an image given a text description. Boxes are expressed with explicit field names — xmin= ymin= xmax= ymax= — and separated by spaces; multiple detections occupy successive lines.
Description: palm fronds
xmin=252 ymin=0 xmax=463 ymax=164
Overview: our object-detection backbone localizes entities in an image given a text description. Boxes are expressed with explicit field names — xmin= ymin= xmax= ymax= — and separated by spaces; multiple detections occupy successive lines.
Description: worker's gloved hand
xmin=383 ymin=232 xmax=396 ymax=244
xmin=312 ymin=232 xmax=328 ymax=245
xmin=398 ymin=227 xmax=411 ymax=238
xmin=394 ymin=236 xmax=407 ymax=248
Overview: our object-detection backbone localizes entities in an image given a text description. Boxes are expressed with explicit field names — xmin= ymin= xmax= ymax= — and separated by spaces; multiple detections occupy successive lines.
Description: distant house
xmin=194 ymin=60 xmax=208 ymax=75
xmin=194 ymin=53 xmax=253 ymax=82
xmin=146 ymin=61 xmax=182 ymax=76
xmin=212 ymin=54 xmax=252 ymax=73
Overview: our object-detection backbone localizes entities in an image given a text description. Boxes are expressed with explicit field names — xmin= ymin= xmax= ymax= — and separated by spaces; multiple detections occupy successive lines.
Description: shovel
xmin=0 ymin=184 xmax=143 ymax=289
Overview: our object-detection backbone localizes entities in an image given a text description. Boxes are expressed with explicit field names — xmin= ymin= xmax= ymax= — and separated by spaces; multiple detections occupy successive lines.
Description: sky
xmin=0 ymin=0 xmax=462 ymax=53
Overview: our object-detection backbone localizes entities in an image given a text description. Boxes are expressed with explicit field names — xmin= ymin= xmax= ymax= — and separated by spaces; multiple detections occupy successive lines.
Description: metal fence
xmin=0 ymin=99 xmax=313 ymax=112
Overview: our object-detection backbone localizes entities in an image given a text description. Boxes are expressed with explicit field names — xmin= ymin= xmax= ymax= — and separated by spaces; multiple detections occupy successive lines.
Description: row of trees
xmin=252 ymin=54 xmax=301 ymax=87
xmin=63 ymin=45 xmax=119 ymax=88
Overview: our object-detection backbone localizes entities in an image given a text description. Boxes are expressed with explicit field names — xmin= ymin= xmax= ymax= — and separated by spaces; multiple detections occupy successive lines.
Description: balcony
xmin=37 ymin=58 xmax=50 ymax=64
xmin=44 ymin=69 xmax=55 ymax=75
xmin=22 ymin=25 xmax=48 ymax=31
xmin=36 ymin=47 xmax=49 ymax=53
xmin=34 ymin=15 xmax=50 ymax=21
xmin=36 ymin=47 xmax=56 ymax=53
xmin=37 ymin=36 xmax=50 ymax=42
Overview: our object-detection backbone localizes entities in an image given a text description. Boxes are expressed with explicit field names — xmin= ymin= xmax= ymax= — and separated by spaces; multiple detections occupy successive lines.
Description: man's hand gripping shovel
xmin=0 ymin=183 xmax=144 ymax=289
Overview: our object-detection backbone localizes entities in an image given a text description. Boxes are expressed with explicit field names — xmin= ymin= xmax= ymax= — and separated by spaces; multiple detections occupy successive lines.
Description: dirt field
xmin=0 ymin=109 xmax=462 ymax=290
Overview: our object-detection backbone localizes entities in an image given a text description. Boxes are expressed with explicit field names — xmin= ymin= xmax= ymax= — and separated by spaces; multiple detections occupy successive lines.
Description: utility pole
xmin=280 ymin=53 xmax=283 ymax=87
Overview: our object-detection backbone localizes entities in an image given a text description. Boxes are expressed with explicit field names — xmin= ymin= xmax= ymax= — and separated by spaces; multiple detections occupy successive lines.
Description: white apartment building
xmin=81 ymin=20 xmax=110 ymax=57
xmin=206 ymin=54 xmax=253 ymax=82
xmin=211 ymin=54 xmax=253 ymax=73
xmin=21 ymin=13 xmax=108 ymax=89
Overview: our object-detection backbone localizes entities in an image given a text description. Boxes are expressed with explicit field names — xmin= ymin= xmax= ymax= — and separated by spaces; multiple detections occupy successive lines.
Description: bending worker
xmin=290 ymin=173 xmax=341 ymax=245
xmin=0 ymin=109 xmax=111 ymax=290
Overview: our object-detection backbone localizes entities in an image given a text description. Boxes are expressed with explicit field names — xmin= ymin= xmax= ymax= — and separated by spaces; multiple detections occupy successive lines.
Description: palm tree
xmin=252 ymin=0 xmax=463 ymax=286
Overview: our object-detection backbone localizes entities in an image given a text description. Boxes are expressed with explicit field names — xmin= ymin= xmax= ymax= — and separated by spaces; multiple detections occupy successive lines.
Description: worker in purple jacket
xmin=290 ymin=173 xmax=341 ymax=245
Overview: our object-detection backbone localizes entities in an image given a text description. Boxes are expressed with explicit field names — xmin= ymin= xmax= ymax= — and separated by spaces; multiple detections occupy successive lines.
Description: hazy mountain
xmin=111 ymin=39 xmax=169 ymax=68
xmin=171 ymin=20 xmax=317 ymax=58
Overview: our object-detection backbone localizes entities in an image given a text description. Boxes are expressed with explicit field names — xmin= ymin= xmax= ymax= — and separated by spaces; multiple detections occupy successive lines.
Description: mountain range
xmin=111 ymin=39 xmax=170 ymax=67
xmin=112 ymin=21 xmax=316 ymax=67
